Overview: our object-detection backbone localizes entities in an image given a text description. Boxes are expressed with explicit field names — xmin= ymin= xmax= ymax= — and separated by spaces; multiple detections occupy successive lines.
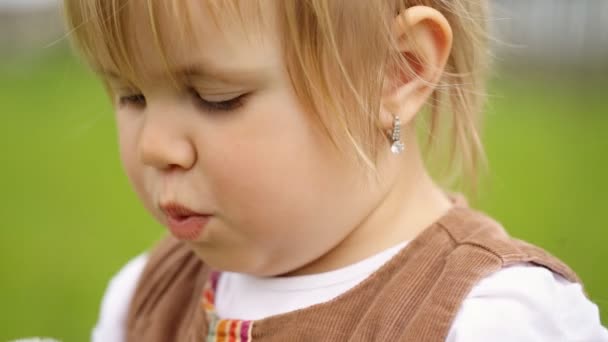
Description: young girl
xmin=64 ymin=1 xmax=607 ymax=341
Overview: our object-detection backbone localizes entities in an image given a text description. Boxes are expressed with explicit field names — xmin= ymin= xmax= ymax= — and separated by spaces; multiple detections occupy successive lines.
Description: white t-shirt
xmin=92 ymin=242 xmax=608 ymax=342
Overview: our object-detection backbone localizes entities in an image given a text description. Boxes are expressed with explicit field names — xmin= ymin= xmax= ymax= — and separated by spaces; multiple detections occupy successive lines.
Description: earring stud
xmin=390 ymin=115 xmax=405 ymax=154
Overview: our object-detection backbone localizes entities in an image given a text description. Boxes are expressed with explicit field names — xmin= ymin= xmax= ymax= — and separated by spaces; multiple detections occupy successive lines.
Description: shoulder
xmin=440 ymin=206 xmax=581 ymax=283
xmin=91 ymin=252 xmax=150 ymax=342
xmin=446 ymin=263 xmax=608 ymax=341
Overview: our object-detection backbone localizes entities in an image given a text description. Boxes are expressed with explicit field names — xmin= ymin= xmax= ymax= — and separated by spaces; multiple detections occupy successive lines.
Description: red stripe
xmin=228 ymin=320 xmax=239 ymax=342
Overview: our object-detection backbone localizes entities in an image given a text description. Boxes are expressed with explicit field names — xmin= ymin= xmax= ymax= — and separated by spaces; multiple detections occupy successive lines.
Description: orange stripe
xmin=216 ymin=319 xmax=229 ymax=342
xmin=204 ymin=289 xmax=214 ymax=304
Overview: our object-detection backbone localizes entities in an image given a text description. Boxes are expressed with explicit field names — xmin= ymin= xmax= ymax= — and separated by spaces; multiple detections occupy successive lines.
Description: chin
xmin=188 ymin=246 xmax=265 ymax=275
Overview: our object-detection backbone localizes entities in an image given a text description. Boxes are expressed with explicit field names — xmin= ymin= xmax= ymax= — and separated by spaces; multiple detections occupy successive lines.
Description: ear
xmin=380 ymin=6 xmax=453 ymax=130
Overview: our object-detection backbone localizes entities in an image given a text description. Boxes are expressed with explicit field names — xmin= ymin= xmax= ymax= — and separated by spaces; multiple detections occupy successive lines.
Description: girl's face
xmin=106 ymin=2 xmax=390 ymax=276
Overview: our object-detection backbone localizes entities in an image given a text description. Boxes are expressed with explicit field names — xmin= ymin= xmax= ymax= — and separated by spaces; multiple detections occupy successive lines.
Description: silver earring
xmin=390 ymin=115 xmax=405 ymax=154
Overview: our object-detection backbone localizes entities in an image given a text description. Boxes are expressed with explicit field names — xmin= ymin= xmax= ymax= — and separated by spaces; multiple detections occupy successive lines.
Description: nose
xmin=137 ymin=110 xmax=196 ymax=171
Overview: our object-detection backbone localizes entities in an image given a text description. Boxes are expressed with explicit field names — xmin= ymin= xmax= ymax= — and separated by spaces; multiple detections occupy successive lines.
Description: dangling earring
xmin=390 ymin=114 xmax=405 ymax=154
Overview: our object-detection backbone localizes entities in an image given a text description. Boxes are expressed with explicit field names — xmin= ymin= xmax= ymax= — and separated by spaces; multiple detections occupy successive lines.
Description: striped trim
xmin=201 ymin=271 xmax=254 ymax=342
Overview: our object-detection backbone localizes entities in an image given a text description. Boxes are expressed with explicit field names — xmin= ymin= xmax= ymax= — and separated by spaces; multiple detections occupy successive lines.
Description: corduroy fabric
xmin=125 ymin=194 xmax=581 ymax=341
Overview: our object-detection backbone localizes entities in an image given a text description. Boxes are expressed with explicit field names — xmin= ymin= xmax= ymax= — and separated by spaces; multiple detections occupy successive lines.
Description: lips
xmin=160 ymin=202 xmax=207 ymax=218
xmin=160 ymin=202 xmax=211 ymax=241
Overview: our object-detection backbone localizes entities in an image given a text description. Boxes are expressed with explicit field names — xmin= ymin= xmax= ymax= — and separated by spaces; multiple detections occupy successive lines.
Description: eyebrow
xmin=97 ymin=62 xmax=267 ymax=85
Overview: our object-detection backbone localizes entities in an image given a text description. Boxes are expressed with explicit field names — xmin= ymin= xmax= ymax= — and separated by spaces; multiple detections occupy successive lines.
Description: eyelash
xmin=118 ymin=94 xmax=146 ymax=107
xmin=117 ymin=89 xmax=248 ymax=113
xmin=188 ymin=88 xmax=247 ymax=113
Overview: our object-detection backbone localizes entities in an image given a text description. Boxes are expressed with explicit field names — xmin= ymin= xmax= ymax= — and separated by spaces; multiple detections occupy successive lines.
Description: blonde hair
xmin=64 ymin=0 xmax=489 ymax=191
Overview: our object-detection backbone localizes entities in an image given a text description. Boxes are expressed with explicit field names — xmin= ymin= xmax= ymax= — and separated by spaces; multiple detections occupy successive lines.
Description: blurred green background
xmin=1 ymin=1 xmax=607 ymax=341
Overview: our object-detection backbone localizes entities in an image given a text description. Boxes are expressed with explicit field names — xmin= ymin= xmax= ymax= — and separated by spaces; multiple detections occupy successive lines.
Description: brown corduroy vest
xmin=125 ymin=195 xmax=581 ymax=341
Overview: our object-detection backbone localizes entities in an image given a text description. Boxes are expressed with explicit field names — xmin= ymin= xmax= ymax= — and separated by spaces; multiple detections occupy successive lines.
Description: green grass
xmin=0 ymin=52 xmax=606 ymax=341
xmin=477 ymin=70 xmax=608 ymax=323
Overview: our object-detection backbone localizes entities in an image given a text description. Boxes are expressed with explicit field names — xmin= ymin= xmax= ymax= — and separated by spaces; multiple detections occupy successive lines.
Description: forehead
xmin=95 ymin=0 xmax=281 ymax=83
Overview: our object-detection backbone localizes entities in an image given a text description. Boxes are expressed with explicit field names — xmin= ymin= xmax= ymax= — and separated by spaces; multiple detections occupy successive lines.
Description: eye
xmin=118 ymin=93 xmax=146 ymax=108
xmin=189 ymin=88 xmax=248 ymax=113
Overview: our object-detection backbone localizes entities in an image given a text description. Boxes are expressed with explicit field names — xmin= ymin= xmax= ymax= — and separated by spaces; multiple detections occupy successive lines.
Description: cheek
xmin=116 ymin=115 xmax=138 ymax=181
xmin=116 ymin=115 xmax=156 ymax=214
xmin=204 ymin=100 xmax=326 ymax=208
xmin=198 ymin=93 xmax=355 ymax=252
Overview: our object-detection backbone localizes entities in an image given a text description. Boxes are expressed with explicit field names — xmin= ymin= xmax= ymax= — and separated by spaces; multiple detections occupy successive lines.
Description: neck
xmin=283 ymin=127 xmax=453 ymax=276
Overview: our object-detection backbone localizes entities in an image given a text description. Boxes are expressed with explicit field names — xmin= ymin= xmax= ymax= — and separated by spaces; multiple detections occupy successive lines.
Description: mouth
xmin=159 ymin=201 xmax=212 ymax=240
xmin=160 ymin=201 xmax=208 ymax=217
